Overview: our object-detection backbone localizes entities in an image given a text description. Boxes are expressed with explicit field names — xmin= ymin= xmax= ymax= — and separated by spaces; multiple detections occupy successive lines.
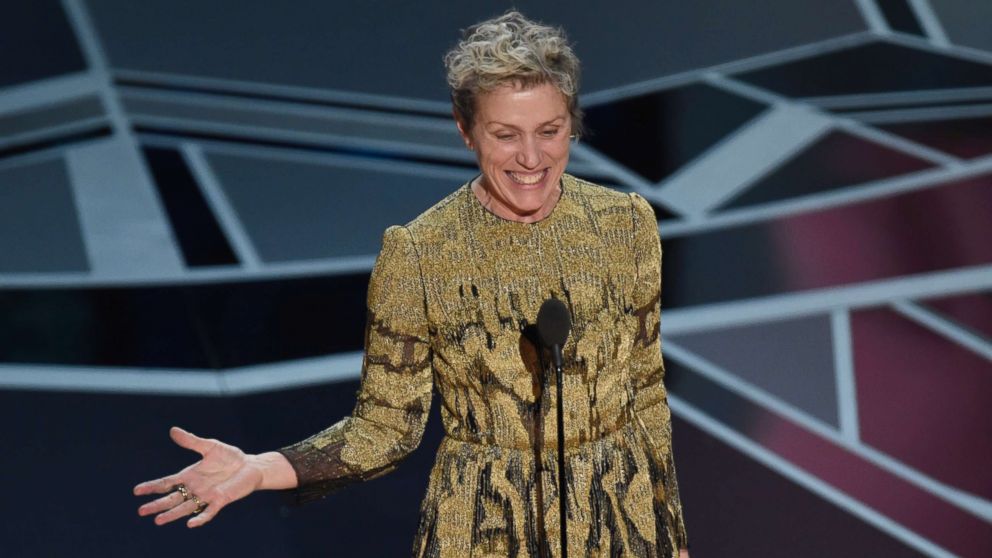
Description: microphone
xmin=536 ymin=297 xmax=572 ymax=558
xmin=537 ymin=297 xmax=571 ymax=368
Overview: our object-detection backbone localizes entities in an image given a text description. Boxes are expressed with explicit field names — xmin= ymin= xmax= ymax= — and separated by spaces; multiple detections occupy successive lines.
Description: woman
xmin=135 ymin=11 xmax=689 ymax=558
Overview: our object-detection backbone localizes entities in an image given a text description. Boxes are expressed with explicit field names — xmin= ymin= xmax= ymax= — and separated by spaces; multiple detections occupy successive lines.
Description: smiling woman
xmin=134 ymin=10 xmax=689 ymax=558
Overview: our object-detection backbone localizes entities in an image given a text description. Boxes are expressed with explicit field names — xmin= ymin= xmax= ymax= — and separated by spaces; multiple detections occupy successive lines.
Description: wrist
xmin=249 ymin=451 xmax=299 ymax=490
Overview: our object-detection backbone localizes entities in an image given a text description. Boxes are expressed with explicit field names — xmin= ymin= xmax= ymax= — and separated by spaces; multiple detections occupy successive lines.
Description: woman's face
xmin=457 ymin=82 xmax=572 ymax=223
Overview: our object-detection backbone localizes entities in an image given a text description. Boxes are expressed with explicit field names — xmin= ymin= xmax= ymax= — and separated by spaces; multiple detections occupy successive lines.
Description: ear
xmin=453 ymin=110 xmax=474 ymax=151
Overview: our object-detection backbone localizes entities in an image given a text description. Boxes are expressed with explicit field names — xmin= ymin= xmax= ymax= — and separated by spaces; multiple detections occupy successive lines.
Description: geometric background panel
xmin=851 ymin=306 xmax=992 ymax=499
xmin=87 ymin=1 xmax=866 ymax=103
xmin=718 ymin=129 xmax=936 ymax=209
xmin=667 ymin=359 xmax=992 ymax=558
xmin=673 ymin=416 xmax=928 ymax=558
xmin=669 ymin=314 xmax=840 ymax=426
xmin=919 ymin=290 xmax=992 ymax=339
xmin=878 ymin=116 xmax=992 ymax=161
xmin=875 ymin=0 xmax=925 ymax=37
xmin=142 ymin=147 xmax=239 ymax=268
xmin=0 ymin=97 xmax=104 ymax=140
xmin=583 ymin=83 xmax=767 ymax=183
xmin=663 ymin=173 xmax=992 ymax=307
xmin=207 ymin=153 xmax=473 ymax=261
xmin=0 ymin=275 xmax=369 ymax=368
xmin=673 ymin=419 xmax=924 ymax=558
xmin=0 ymin=159 xmax=88 ymax=273
xmin=736 ymin=41 xmax=992 ymax=98
xmin=930 ymin=0 xmax=992 ymax=51
xmin=0 ymin=1 xmax=86 ymax=88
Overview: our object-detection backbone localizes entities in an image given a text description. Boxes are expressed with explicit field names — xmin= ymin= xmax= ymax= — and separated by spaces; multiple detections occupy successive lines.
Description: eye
xmin=540 ymin=128 xmax=561 ymax=138
xmin=494 ymin=132 xmax=516 ymax=141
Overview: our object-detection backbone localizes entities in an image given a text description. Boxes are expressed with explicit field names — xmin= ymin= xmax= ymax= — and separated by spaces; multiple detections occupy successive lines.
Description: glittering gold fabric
xmin=279 ymin=174 xmax=688 ymax=557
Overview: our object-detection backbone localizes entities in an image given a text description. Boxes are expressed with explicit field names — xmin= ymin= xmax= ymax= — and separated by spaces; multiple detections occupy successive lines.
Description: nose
xmin=515 ymin=135 xmax=541 ymax=169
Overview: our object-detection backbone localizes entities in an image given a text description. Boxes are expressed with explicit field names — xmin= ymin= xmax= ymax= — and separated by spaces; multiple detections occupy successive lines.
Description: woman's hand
xmin=133 ymin=427 xmax=296 ymax=528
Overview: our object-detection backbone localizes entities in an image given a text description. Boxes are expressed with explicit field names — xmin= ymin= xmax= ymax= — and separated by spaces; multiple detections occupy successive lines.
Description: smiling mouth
xmin=506 ymin=169 xmax=548 ymax=185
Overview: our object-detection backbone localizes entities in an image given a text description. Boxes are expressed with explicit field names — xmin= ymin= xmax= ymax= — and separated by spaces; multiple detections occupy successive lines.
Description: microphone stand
xmin=550 ymin=344 xmax=568 ymax=558
xmin=537 ymin=297 xmax=571 ymax=558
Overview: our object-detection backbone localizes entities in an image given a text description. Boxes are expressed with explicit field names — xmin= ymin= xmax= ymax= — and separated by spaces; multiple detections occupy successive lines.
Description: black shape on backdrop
xmin=0 ymin=1 xmax=86 ymax=88
xmin=736 ymin=42 xmax=992 ymax=98
xmin=583 ymin=83 xmax=767 ymax=183
xmin=141 ymin=146 xmax=239 ymax=268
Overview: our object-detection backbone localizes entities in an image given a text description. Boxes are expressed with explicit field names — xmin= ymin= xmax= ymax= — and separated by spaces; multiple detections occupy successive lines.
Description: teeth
xmin=508 ymin=170 xmax=545 ymax=185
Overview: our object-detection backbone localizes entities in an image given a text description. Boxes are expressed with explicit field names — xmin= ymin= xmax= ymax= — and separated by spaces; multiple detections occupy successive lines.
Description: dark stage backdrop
xmin=1 ymin=1 xmax=990 ymax=556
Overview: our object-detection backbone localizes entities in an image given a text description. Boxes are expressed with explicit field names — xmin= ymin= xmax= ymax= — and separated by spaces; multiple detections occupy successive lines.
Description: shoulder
xmin=627 ymin=191 xmax=656 ymax=227
xmin=401 ymin=181 xmax=470 ymax=240
xmin=563 ymin=173 xmax=630 ymax=207
xmin=561 ymin=174 xmax=656 ymax=234
xmin=563 ymin=174 xmax=647 ymax=218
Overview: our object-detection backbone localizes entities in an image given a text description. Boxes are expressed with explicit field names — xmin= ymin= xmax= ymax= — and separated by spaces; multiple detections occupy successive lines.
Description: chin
xmin=505 ymin=189 xmax=553 ymax=213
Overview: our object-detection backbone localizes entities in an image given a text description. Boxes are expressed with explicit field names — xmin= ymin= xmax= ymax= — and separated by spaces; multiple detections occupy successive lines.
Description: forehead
xmin=476 ymin=82 xmax=569 ymax=127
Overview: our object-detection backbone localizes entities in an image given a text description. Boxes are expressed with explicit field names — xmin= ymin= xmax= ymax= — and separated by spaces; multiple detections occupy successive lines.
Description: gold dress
xmin=279 ymin=174 xmax=689 ymax=557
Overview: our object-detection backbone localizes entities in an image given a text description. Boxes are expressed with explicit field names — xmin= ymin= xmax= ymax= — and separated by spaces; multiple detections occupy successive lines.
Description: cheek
xmin=483 ymin=152 xmax=515 ymax=174
xmin=548 ymin=143 xmax=570 ymax=164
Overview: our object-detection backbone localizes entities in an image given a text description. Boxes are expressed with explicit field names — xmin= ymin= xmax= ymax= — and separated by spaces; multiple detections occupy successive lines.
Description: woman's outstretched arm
xmin=276 ymin=224 xmax=432 ymax=502
xmin=134 ymin=224 xmax=432 ymax=527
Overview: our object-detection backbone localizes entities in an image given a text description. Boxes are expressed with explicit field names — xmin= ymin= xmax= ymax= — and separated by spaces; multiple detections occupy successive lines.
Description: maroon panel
xmin=756 ymin=410 xmax=992 ymax=558
xmin=672 ymin=417 xmax=926 ymax=558
xmin=770 ymin=174 xmax=992 ymax=291
xmin=851 ymin=307 xmax=992 ymax=499
xmin=669 ymin=362 xmax=992 ymax=557
xmin=880 ymin=116 xmax=992 ymax=160
xmin=920 ymin=290 xmax=992 ymax=339
xmin=667 ymin=361 xmax=992 ymax=557
xmin=663 ymin=173 xmax=992 ymax=308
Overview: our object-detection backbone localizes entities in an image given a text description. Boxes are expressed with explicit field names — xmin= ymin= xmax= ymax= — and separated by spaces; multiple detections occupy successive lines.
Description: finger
xmin=133 ymin=474 xmax=182 ymax=496
xmin=154 ymin=498 xmax=198 ymax=526
xmin=187 ymin=502 xmax=221 ymax=528
xmin=169 ymin=426 xmax=211 ymax=455
xmin=185 ymin=470 xmax=245 ymax=528
xmin=138 ymin=490 xmax=185 ymax=516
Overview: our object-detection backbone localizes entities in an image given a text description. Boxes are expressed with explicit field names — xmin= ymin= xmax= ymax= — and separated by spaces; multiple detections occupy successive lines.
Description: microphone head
xmin=537 ymin=298 xmax=571 ymax=348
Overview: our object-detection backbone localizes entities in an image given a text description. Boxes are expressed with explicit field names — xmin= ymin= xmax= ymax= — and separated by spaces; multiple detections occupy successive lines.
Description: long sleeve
xmin=627 ymin=193 xmax=689 ymax=549
xmin=278 ymin=225 xmax=433 ymax=503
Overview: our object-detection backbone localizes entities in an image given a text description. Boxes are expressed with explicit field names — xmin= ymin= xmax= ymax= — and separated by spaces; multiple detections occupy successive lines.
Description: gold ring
xmin=174 ymin=484 xmax=191 ymax=501
xmin=191 ymin=494 xmax=208 ymax=514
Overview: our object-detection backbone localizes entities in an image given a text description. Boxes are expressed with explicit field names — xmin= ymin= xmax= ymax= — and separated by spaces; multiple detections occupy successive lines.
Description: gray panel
xmin=88 ymin=0 xmax=865 ymax=103
xmin=0 ymin=97 xmax=104 ymax=138
xmin=0 ymin=158 xmax=88 ymax=272
xmin=65 ymin=139 xmax=185 ymax=276
xmin=929 ymin=0 xmax=992 ymax=51
xmin=669 ymin=314 xmax=840 ymax=425
xmin=206 ymin=152 xmax=474 ymax=261
xmin=121 ymin=95 xmax=464 ymax=149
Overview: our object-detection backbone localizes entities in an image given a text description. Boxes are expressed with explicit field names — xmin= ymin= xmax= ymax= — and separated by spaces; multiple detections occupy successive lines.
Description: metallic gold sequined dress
xmin=279 ymin=175 xmax=688 ymax=557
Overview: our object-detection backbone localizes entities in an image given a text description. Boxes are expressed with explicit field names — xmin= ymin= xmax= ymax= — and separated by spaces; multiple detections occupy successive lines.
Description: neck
xmin=471 ymin=177 xmax=562 ymax=223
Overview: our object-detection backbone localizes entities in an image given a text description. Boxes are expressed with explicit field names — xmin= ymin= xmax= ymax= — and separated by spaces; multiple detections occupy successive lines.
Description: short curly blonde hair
xmin=444 ymin=11 xmax=583 ymax=136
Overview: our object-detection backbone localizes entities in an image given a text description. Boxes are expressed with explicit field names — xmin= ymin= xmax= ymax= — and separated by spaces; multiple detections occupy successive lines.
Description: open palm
xmin=134 ymin=427 xmax=263 ymax=528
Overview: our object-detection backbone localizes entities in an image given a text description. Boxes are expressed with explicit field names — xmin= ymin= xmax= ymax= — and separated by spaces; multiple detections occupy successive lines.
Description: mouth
xmin=506 ymin=169 xmax=548 ymax=187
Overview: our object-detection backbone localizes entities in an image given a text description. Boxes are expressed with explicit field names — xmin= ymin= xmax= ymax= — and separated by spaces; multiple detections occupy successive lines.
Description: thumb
xmin=170 ymin=426 xmax=210 ymax=455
